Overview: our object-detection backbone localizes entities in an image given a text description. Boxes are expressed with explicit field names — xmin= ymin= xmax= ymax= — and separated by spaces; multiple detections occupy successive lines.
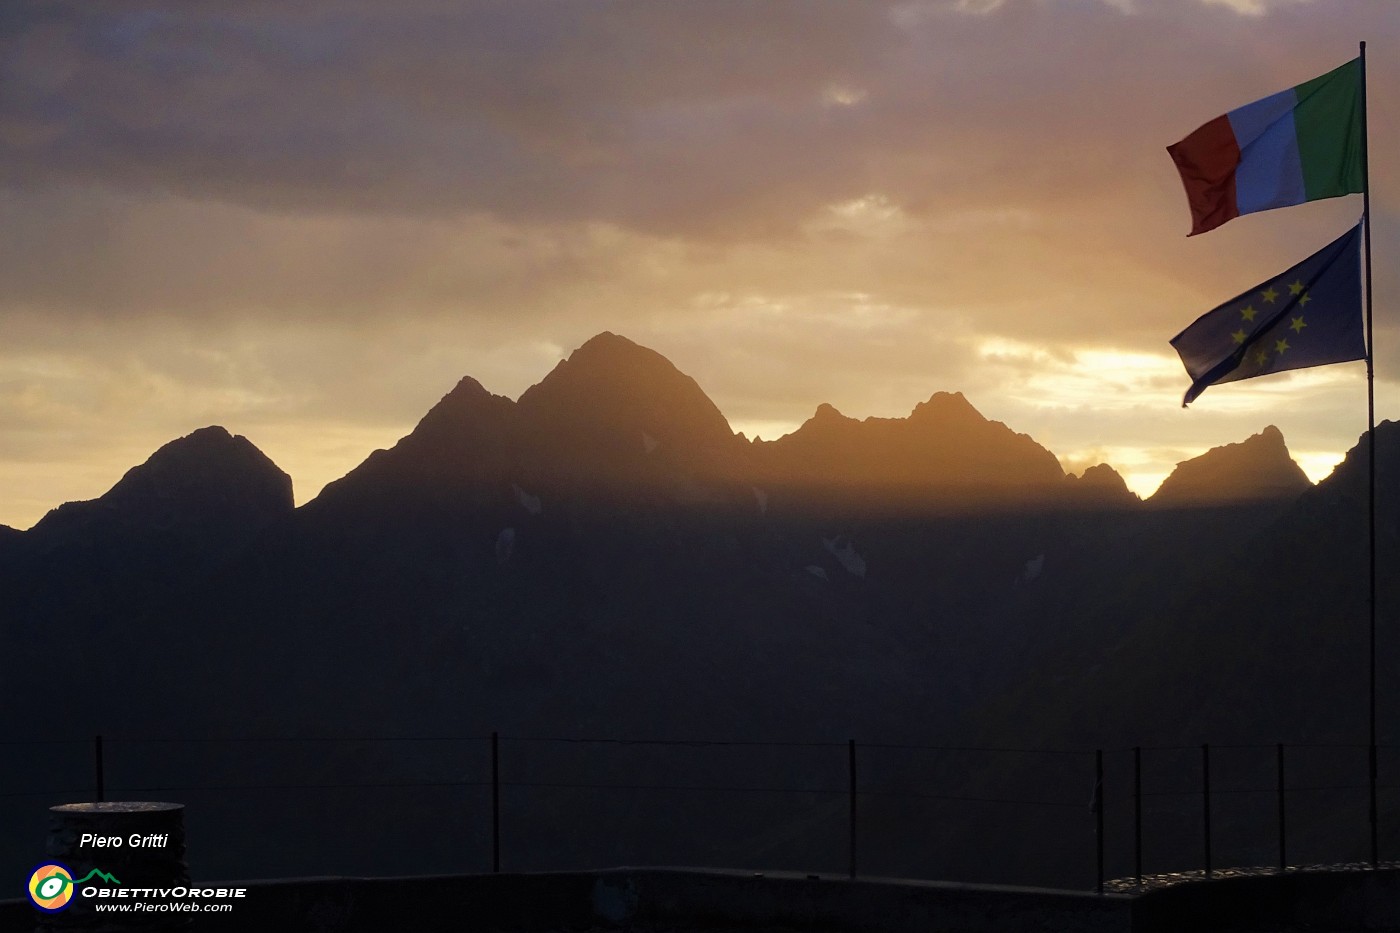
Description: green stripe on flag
xmin=1294 ymin=58 xmax=1364 ymax=200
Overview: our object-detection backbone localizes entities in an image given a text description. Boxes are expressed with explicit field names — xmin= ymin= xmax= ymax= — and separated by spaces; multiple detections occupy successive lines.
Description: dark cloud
xmin=5 ymin=1 xmax=1383 ymax=237
xmin=3 ymin=1 xmax=1392 ymax=320
xmin=0 ymin=2 xmax=891 ymax=229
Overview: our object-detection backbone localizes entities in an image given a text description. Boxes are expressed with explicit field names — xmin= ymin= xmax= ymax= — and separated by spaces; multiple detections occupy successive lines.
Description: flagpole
xmin=1360 ymin=39 xmax=1378 ymax=869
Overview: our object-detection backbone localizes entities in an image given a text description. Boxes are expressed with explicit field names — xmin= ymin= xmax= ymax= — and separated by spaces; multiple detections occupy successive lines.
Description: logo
xmin=28 ymin=863 xmax=75 ymax=913
xmin=26 ymin=863 xmax=121 ymax=913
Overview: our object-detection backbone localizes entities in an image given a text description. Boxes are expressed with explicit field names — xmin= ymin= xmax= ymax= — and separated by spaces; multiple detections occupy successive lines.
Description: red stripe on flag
xmin=1167 ymin=114 xmax=1242 ymax=236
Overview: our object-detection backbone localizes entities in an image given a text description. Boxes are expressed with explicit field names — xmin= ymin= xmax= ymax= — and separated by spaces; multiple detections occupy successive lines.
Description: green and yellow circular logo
xmin=28 ymin=862 xmax=75 ymax=912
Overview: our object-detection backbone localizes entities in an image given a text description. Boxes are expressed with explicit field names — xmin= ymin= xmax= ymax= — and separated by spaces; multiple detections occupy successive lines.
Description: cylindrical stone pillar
xmin=34 ymin=801 xmax=189 ymax=931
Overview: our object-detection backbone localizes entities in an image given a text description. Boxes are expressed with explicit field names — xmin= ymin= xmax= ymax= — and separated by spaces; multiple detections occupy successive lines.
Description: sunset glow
xmin=1 ymin=1 xmax=1396 ymax=527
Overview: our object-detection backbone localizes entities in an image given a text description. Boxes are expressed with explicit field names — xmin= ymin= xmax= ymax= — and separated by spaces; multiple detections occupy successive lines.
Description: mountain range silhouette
xmin=2 ymin=333 xmax=1329 ymax=540
xmin=2 ymin=331 xmax=1396 ymax=887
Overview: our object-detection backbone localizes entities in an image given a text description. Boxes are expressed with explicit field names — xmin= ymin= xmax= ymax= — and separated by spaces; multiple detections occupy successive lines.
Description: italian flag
xmin=1168 ymin=59 xmax=1363 ymax=236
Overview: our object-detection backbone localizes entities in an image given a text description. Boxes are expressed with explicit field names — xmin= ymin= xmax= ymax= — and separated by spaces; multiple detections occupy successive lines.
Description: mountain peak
xmin=30 ymin=426 xmax=293 ymax=538
xmin=573 ymin=330 xmax=638 ymax=354
xmin=107 ymin=427 xmax=290 ymax=502
xmin=311 ymin=335 xmax=744 ymax=506
xmin=309 ymin=375 xmax=518 ymax=507
xmin=409 ymin=375 xmax=513 ymax=442
xmin=442 ymin=373 xmax=493 ymax=404
xmin=183 ymin=424 xmax=234 ymax=443
xmin=556 ymin=332 xmax=678 ymax=378
xmin=516 ymin=333 xmax=739 ymax=478
xmin=1315 ymin=419 xmax=1400 ymax=496
xmin=1078 ymin=462 xmax=1129 ymax=488
xmin=910 ymin=391 xmax=978 ymax=422
xmin=1148 ymin=425 xmax=1310 ymax=508
xmin=759 ymin=391 xmax=1064 ymax=508
xmin=1062 ymin=462 xmax=1140 ymax=508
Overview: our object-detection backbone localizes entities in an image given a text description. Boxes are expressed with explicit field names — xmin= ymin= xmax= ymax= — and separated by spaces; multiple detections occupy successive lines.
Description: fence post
xmin=1276 ymin=743 xmax=1286 ymax=872
xmin=1095 ymin=749 xmax=1104 ymax=895
xmin=491 ymin=731 xmax=500 ymax=873
xmin=1202 ymin=743 xmax=1212 ymax=877
xmin=1133 ymin=746 xmax=1142 ymax=886
xmin=94 ymin=734 xmax=104 ymax=803
xmin=1370 ymin=741 xmax=1380 ymax=867
xmin=848 ymin=739 xmax=858 ymax=880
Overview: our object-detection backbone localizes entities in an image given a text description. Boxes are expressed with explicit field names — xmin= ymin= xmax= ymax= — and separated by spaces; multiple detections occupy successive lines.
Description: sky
xmin=2 ymin=0 xmax=1398 ymax=529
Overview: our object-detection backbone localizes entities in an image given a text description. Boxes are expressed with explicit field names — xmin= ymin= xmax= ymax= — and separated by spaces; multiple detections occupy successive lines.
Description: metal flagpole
xmin=1360 ymin=39 xmax=1378 ymax=869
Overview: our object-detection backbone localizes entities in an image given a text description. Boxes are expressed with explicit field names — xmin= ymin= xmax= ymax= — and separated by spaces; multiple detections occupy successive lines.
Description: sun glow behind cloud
xmin=1196 ymin=0 xmax=1313 ymax=15
xmin=822 ymin=84 xmax=869 ymax=107
xmin=1292 ymin=449 xmax=1347 ymax=484
xmin=980 ymin=339 xmax=1186 ymax=410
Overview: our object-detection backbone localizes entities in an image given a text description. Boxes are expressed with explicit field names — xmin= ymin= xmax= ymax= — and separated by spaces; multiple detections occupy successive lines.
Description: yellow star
xmin=1275 ymin=338 xmax=1290 ymax=355
xmin=1241 ymin=305 xmax=1257 ymax=322
xmin=1288 ymin=280 xmax=1305 ymax=296
xmin=1232 ymin=329 xmax=1247 ymax=344
xmin=1290 ymin=316 xmax=1306 ymax=334
xmin=1254 ymin=349 xmax=1270 ymax=365
xmin=1262 ymin=287 xmax=1279 ymax=304
xmin=1299 ymin=293 xmax=1312 ymax=307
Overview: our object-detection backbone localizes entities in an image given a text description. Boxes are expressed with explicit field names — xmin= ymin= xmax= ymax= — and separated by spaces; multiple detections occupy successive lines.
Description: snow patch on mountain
xmin=823 ymin=535 xmax=867 ymax=578
xmin=512 ymin=484 xmax=543 ymax=515
xmin=1021 ymin=553 xmax=1044 ymax=583
xmin=496 ymin=527 xmax=516 ymax=565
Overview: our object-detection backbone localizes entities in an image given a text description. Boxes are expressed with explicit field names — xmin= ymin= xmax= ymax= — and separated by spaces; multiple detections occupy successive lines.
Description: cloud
xmin=1196 ymin=0 xmax=1312 ymax=15
xmin=0 ymin=2 xmax=892 ymax=232
xmin=0 ymin=0 xmax=1395 ymax=527
xmin=2 ymin=3 xmax=1387 ymax=265
xmin=0 ymin=186 xmax=659 ymax=326
xmin=0 ymin=1 xmax=1365 ymax=240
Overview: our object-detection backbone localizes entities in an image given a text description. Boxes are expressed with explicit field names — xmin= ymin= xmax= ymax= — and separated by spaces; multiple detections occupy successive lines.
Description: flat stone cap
xmin=51 ymin=802 xmax=183 ymax=814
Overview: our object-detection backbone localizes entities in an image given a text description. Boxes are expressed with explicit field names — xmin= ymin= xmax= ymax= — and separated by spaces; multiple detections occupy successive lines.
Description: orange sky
xmin=2 ymin=0 xmax=1398 ymax=528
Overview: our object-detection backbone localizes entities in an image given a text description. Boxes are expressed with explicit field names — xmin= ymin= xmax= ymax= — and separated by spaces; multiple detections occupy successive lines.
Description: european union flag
xmin=1171 ymin=223 xmax=1365 ymax=406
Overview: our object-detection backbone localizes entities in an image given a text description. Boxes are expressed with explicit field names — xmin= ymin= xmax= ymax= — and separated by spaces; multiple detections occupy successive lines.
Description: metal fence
xmin=2 ymin=734 xmax=1392 ymax=891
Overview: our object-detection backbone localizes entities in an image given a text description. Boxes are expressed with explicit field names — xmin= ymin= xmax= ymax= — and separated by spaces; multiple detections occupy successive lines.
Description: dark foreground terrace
xmin=6 ymin=864 xmax=1400 ymax=932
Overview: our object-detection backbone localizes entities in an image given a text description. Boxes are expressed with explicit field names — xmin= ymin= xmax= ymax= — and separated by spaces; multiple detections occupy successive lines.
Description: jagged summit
xmin=398 ymin=375 xmax=517 ymax=462
xmin=567 ymin=331 xmax=654 ymax=363
xmin=804 ymin=392 xmax=982 ymax=429
xmin=1314 ymin=420 xmax=1400 ymax=497
xmin=757 ymin=391 xmax=1064 ymax=507
xmin=418 ymin=375 xmax=505 ymax=425
xmin=909 ymin=391 xmax=982 ymax=425
xmin=514 ymin=332 xmax=743 ymax=489
xmin=41 ymin=427 xmax=291 ymax=521
xmin=1062 ymin=462 xmax=1140 ymax=508
xmin=308 ymin=375 xmax=519 ymax=510
xmin=1078 ymin=463 xmax=1127 ymax=486
xmin=309 ymin=332 xmax=748 ymax=507
xmin=27 ymin=426 xmax=293 ymax=547
xmin=1148 ymin=425 xmax=1310 ymax=508
xmin=518 ymin=332 xmax=737 ymax=449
